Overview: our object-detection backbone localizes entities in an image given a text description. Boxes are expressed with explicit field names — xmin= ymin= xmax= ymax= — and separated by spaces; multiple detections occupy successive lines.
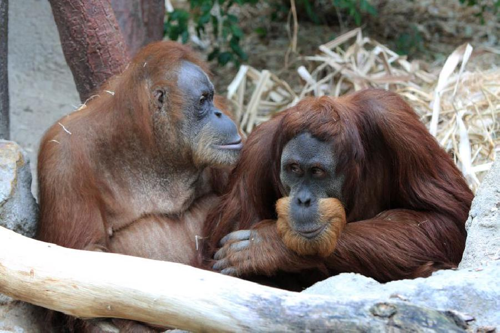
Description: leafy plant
xmin=395 ymin=25 xmax=424 ymax=56
xmin=332 ymin=0 xmax=377 ymax=26
xmin=459 ymin=0 xmax=500 ymax=23
xmin=291 ymin=0 xmax=377 ymax=25
xmin=164 ymin=0 xmax=380 ymax=66
xmin=164 ymin=0 xmax=255 ymax=66
xmin=164 ymin=9 xmax=190 ymax=43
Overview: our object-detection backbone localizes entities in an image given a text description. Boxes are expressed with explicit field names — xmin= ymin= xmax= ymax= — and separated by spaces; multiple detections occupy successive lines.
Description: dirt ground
xmin=204 ymin=0 xmax=499 ymax=91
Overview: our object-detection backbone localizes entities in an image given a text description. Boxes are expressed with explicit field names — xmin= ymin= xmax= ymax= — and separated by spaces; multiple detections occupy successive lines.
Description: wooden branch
xmin=48 ymin=0 xmax=130 ymax=102
xmin=0 ymin=226 xmax=465 ymax=332
xmin=111 ymin=0 xmax=165 ymax=56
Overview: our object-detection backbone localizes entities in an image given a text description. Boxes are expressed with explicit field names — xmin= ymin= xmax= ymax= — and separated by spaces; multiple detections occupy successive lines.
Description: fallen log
xmin=0 ymin=226 xmax=467 ymax=332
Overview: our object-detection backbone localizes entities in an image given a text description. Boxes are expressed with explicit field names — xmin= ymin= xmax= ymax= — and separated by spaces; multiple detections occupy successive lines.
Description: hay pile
xmin=226 ymin=29 xmax=499 ymax=191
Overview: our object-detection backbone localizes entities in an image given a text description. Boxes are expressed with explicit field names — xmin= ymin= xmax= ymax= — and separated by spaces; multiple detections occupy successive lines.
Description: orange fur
xmin=203 ymin=89 xmax=473 ymax=286
xmin=37 ymin=41 xmax=235 ymax=332
xmin=276 ymin=197 xmax=346 ymax=257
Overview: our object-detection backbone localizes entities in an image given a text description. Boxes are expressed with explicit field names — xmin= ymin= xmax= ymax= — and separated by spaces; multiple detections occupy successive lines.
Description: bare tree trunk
xmin=0 ymin=0 xmax=8 ymax=140
xmin=48 ymin=0 xmax=130 ymax=102
xmin=111 ymin=0 xmax=165 ymax=56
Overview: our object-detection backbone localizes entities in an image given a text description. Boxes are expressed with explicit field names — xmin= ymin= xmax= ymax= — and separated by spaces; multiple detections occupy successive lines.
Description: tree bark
xmin=48 ymin=0 xmax=130 ymax=102
xmin=0 ymin=226 xmax=467 ymax=332
xmin=111 ymin=0 xmax=165 ymax=56
xmin=0 ymin=0 xmax=9 ymax=140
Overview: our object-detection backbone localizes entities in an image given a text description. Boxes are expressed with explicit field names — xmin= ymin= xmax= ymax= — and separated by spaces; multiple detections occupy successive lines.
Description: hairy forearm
xmin=325 ymin=212 xmax=462 ymax=282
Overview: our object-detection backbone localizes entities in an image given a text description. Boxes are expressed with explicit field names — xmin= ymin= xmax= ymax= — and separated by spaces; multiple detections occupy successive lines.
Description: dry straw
xmin=226 ymin=29 xmax=499 ymax=192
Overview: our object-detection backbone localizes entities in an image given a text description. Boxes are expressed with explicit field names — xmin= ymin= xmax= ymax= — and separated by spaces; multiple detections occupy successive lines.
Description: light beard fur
xmin=276 ymin=197 xmax=346 ymax=257
xmin=193 ymin=130 xmax=240 ymax=168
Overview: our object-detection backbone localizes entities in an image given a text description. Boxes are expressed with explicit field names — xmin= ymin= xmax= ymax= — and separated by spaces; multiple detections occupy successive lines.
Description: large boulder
xmin=460 ymin=159 xmax=500 ymax=269
xmin=0 ymin=140 xmax=43 ymax=332
xmin=304 ymin=262 xmax=500 ymax=331
xmin=304 ymin=160 xmax=500 ymax=331
xmin=0 ymin=299 xmax=46 ymax=332
xmin=0 ymin=140 xmax=38 ymax=237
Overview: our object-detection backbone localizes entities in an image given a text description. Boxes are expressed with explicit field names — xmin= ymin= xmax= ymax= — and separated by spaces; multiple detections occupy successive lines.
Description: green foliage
xmin=395 ymin=25 xmax=424 ymax=56
xmin=292 ymin=0 xmax=377 ymax=25
xmin=459 ymin=0 xmax=500 ymax=23
xmin=298 ymin=0 xmax=320 ymax=24
xmin=332 ymin=0 xmax=377 ymax=26
xmin=254 ymin=27 xmax=268 ymax=38
xmin=164 ymin=0 xmax=252 ymax=66
xmin=164 ymin=0 xmax=498 ymax=67
xmin=164 ymin=9 xmax=190 ymax=43
xmin=164 ymin=0 xmax=379 ymax=66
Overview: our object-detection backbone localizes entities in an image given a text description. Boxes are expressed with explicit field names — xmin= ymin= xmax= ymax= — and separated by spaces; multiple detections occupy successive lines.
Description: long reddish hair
xmin=202 ymin=89 xmax=473 ymax=268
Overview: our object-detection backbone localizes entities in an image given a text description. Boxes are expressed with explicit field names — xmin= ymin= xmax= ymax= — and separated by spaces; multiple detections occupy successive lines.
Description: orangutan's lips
xmin=214 ymin=139 xmax=243 ymax=150
xmin=297 ymin=224 xmax=327 ymax=239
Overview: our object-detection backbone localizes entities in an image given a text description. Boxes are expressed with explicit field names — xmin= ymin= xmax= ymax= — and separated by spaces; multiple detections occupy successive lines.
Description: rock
xmin=0 ymin=140 xmax=38 ymax=237
xmin=0 ymin=301 xmax=46 ymax=332
xmin=0 ymin=141 xmax=42 ymax=332
xmin=460 ymin=159 xmax=500 ymax=269
xmin=304 ymin=263 xmax=500 ymax=330
xmin=304 ymin=162 xmax=500 ymax=331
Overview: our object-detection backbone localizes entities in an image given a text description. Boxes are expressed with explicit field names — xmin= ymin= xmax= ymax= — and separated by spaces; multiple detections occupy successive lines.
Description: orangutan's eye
xmin=311 ymin=167 xmax=326 ymax=178
xmin=199 ymin=93 xmax=208 ymax=105
xmin=288 ymin=163 xmax=303 ymax=175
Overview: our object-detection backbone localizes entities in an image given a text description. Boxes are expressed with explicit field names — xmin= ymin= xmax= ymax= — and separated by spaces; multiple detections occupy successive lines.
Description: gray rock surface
xmin=304 ymin=161 xmax=500 ymax=331
xmin=460 ymin=159 xmax=500 ymax=269
xmin=0 ymin=300 xmax=45 ymax=333
xmin=0 ymin=140 xmax=38 ymax=237
xmin=304 ymin=263 xmax=500 ymax=330
xmin=0 ymin=140 xmax=42 ymax=332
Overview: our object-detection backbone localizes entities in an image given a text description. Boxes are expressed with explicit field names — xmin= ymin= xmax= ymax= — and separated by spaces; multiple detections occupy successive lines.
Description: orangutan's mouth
xmin=214 ymin=139 xmax=243 ymax=150
xmin=296 ymin=224 xmax=327 ymax=239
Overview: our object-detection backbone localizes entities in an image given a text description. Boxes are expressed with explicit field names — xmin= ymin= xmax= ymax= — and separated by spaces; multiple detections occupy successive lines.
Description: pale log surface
xmin=0 ymin=228 xmax=465 ymax=332
xmin=0 ymin=226 xmax=467 ymax=332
